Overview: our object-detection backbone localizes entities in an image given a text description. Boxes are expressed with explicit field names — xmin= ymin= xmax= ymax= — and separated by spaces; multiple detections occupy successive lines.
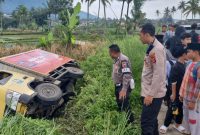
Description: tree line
xmin=155 ymin=0 xmax=200 ymax=20
xmin=0 ymin=0 xmax=74 ymax=31
xmin=0 ymin=0 xmax=200 ymax=32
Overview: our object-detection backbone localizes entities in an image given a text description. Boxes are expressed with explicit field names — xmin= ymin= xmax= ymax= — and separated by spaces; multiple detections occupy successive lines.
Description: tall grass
xmin=56 ymin=36 xmax=146 ymax=135
xmin=0 ymin=42 xmax=98 ymax=61
xmin=0 ymin=115 xmax=60 ymax=135
xmin=0 ymin=36 xmax=146 ymax=135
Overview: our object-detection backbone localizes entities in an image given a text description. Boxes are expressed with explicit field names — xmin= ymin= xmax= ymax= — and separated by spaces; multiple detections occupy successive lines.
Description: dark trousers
xmin=164 ymin=85 xmax=172 ymax=106
xmin=164 ymin=99 xmax=183 ymax=127
xmin=141 ymin=97 xmax=163 ymax=135
xmin=115 ymin=85 xmax=134 ymax=123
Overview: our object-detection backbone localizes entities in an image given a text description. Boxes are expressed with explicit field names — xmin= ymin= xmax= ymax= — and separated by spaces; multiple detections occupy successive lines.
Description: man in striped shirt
xmin=179 ymin=43 xmax=200 ymax=135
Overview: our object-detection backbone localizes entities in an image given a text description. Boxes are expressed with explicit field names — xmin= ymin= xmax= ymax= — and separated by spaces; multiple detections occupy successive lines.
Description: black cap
xmin=187 ymin=43 xmax=200 ymax=51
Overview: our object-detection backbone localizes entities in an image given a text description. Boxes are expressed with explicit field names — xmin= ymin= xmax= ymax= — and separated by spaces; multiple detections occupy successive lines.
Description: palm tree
xmin=17 ymin=5 xmax=28 ymax=27
xmin=124 ymin=0 xmax=132 ymax=32
xmin=126 ymin=0 xmax=132 ymax=19
xmin=0 ymin=0 xmax=4 ymax=32
xmin=199 ymin=6 xmax=200 ymax=19
xmin=97 ymin=0 xmax=101 ymax=21
xmin=118 ymin=0 xmax=125 ymax=26
xmin=101 ymin=0 xmax=111 ymax=24
xmin=164 ymin=7 xmax=171 ymax=17
xmin=171 ymin=6 xmax=176 ymax=17
xmin=155 ymin=10 xmax=160 ymax=19
xmin=184 ymin=0 xmax=199 ymax=19
xmin=131 ymin=0 xmax=145 ymax=30
xmin=178 ymin=1 xmax=186 ymax=20
xmin=81 ymin=0 xmax=95 ymax=28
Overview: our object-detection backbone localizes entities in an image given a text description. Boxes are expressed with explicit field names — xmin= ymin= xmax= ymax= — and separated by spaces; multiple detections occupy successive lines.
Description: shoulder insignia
xmin=149 ymin=52 xmax=156 ymax=64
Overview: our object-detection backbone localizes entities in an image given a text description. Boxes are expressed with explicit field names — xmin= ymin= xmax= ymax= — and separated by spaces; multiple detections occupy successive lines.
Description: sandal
xmin=173 ymin=125 xmax=185 ymax=133
xmin=183 ymin=131 xmax=191 ymax=135
xmin=159 ymin=125 xmax=168 ymax=134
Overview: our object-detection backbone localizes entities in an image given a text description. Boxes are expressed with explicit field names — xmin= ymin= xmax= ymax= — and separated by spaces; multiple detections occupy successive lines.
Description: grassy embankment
xmin=0 ymin=36 xmax=146 ymax=135
xmin=57 ymin=36 xmax=146 ymax=135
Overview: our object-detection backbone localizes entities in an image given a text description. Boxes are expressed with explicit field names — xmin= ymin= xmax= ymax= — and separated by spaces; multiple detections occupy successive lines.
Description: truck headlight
xmin=6 ymin=90 xmax=21 ymax=111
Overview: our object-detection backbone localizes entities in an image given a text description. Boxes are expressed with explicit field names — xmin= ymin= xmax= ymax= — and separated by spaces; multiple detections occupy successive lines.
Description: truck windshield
xmin=0 ymin=72 xmax=12 ymax=85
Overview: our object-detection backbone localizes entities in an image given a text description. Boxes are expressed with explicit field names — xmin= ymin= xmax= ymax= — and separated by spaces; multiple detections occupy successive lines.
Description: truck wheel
xmin=35 ymin=83 xmax=62 ymax=103
xmin=66 ymin=67 xmax=84 ymax=78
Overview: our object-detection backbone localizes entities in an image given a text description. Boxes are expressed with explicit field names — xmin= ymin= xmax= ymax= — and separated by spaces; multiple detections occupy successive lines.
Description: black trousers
xmin=141 ymin=97 xmax=163 ymax=135
xmin=164 ymin=99 xmax=183 ymax=127
xmin=115 ymin=85 xmax=134 ymax=123
xmin=164 ymin=85 xmax=172 ymax=106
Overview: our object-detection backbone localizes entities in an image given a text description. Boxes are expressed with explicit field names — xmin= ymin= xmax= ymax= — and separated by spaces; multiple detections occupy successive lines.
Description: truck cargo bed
xmin=0 ymin=49 xmax=74 ymax=80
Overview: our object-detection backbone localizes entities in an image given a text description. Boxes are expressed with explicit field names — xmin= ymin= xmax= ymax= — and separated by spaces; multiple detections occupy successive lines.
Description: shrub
xmin=38 ymin=32 xmax=54 ymax=48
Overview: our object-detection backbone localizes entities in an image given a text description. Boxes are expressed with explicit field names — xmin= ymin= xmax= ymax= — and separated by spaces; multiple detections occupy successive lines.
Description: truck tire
xmin=35 ymin=83 xmax=62 ymax=103
xmin=66 ymin=67 xmax=84 ymax=78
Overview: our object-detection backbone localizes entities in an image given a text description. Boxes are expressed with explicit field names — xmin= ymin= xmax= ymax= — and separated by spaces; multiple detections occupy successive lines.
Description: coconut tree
xmin=178 ymin=1 xmax=186 ymax=20
xmin=171 ymin=6 xmax=176 ymax=18
xmin=118 ymin=0 xmax=125 ymax=26
xmin=164 ymin=7 xmax=171 ymax=17
xmin=155 ymin=10 xmax=160 ymax=19
xmin=97 ymin=0 xmax=101 ymax=21
xmin=126 ymin=0 xmax=132 ymax=19
xmin=101 ymin=0 xmax=111 ymax=23
xmin=0 ymin=0 xmax=4 ymax=32
xmin=130 ymin=0 xmax=145 ymax=30
xmin=16 ymin=5 xmax=28 ymax=27
xmin=184 ymin=0 xmax=199 ymax=19
xmin=199 ymin=5 xmax=200 ymax=18
xmin=81 ymin=0 xmax=95 ymax=28
xmin=125 ymin=0 xmax=132 ymax=30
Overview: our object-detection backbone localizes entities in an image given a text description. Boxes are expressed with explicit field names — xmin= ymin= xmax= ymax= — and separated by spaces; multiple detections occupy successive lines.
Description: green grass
xmin=56 ymin=36 xmax=146 ymax=135
xmin=0 ymin=34 xmax=46 ymax=44
xmin=0 ymin=36 xmax=146 ymax=135
xmin=0 ymin=115 xmax=60 ymax=135
xmin=0 ymin=34 xmax=45 ymax=40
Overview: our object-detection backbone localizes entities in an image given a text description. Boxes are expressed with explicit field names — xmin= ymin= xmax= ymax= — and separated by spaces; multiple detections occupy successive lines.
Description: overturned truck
xmin=0 ymin=49 xmax=84 ymax=119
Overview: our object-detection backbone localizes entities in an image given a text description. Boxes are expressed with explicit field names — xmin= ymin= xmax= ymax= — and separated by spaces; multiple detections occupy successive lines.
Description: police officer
xmin=109 ymin=44 xmax=134 ymax=123
xmin=140 ymin=23 xmax=166 ymax=135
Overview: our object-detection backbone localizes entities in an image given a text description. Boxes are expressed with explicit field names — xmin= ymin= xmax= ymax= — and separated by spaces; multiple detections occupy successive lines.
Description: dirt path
xmin=158 ymin=104 xmax=183 ymax=135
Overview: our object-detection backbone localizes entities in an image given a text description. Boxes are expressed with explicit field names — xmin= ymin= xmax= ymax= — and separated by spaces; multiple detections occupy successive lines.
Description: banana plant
xmin=59 ymin=2 xmax=81 ymax=48
xmin=38 ymin=32 xmax=54 ymax=48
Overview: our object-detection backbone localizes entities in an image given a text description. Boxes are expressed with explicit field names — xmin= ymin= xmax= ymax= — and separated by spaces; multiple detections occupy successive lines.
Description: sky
xmin=73 ymin=0 xmax=194 ymax=20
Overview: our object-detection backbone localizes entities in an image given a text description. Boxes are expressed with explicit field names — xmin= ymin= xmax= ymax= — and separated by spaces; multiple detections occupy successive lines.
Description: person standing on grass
xmin=179 ymin=43 xmax=200 ymax=135
xmin=139 ymin=23 xmax=166 ymax=135
xmin=159 ymin=46 xmax=187 ymax=134
xmin=109 ymin=44 xmax=135 ymax=124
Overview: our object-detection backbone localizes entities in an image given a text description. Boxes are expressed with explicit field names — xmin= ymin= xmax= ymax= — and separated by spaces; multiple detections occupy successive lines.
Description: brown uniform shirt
xmin=141 ymin=38 xmax=167 ymax=98
xmin=112 ymin=53 xmax=133 ymax=91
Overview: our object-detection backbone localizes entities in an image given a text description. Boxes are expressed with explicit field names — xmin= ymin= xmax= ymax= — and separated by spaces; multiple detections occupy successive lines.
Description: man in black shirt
xmin=165 ymin=26 xmax=186 ymax=54
xmin=190 ymin=23 xmax=199 ymax=43
xmin=160 ymin=45 xmax=187 ymax=134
